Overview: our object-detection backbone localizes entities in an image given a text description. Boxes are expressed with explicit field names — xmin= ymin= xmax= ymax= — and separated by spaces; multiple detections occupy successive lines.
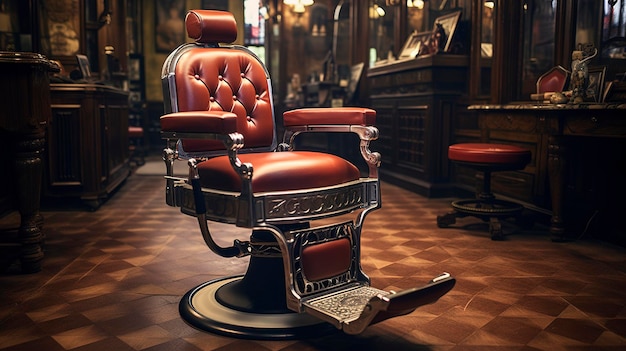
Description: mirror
xmin=368 ymin=0 xmax=394 ymax=65
xmin=594 ymin=0 xmax=625 ymax=81
xmin=481 ymin=1 xmax=494 ymax=58
xmin=333 ymin=1 xmax=351 ymax=84
xmin=519 ymin=0 xmax=557 ymax=100
xmin=478 ymin=0 xmax=494 ymax=96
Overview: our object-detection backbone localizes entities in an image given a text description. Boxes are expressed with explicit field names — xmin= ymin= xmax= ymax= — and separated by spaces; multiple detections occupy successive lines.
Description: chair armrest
xmin=282 ymin=107 xmax=378 ymax=142
xmin=282 ymin=107 xmax=380 ymax=177
xmin=161 ymin=110 xmax=238 ymax=135
xmin=283 ymin=107 xmax=376 ymax=127
xmin=160 ymin=110 xmax=247 ymax=198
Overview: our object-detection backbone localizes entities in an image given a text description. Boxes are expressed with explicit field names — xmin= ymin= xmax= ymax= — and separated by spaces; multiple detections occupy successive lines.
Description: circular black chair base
xmin=179 ymin=276 xmax=336 ymax=340
xmin=437 ymin=199 xmax=525 ymax=240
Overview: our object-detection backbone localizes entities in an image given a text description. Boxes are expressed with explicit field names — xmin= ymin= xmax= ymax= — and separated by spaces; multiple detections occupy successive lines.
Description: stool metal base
xmin=180 ymin=276 xmax=336 ymax=340
xmin=437 ymin=199 xmax=525 ymax=240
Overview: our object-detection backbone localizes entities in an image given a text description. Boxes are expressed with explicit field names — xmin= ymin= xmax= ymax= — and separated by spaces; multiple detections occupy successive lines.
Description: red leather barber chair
xmin=160 ymin=9 xmax=455 ymax=339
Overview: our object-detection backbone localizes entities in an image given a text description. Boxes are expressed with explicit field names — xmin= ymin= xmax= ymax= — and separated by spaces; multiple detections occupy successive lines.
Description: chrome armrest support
xmin=283 ymin=124 xmax=381 ymax=177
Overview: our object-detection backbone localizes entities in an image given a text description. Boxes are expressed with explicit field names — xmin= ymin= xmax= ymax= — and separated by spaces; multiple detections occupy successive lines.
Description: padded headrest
xmin=185 ymin=10 xmax=237 ymax=44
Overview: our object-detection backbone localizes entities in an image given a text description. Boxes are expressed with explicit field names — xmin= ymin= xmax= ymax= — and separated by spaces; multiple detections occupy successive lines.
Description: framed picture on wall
xmin=38 ymin=0 xmax=81 ymax=57
xmin=128 ymin=55 xmax=142 ymax=82
xmin=399 ymin=31 xmax=422 ymax=59
xmin=433 ymin=10 xmax=461 ymax=52
xmin=346 ymin=62 xmax=364 ymax=103
xmin=155 ymin=1 xmax=186 ymax=53
xmin=587 ymin=66 xmax=606 ymax=102
xmin=202 ymin=0 xmax=229 ymax=10
xmin=76 ymin=54 xmax=91 ymax=79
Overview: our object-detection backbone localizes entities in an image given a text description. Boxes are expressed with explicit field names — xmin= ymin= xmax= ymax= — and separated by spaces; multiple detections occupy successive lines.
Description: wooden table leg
xmin=14 ymin=129 xmax=46 ymax=273
xmin=1 ymin=52 xmax=57 ymax=273
xmin=547 ymin=135 xmax=566 ymax=241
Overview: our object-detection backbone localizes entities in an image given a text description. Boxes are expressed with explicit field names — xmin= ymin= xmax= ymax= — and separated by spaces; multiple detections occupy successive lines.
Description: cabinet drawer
xmin=482 ymin=113 xmax=541 ymax=133
xmin=563 ymin=114 xmax=626 ymax=137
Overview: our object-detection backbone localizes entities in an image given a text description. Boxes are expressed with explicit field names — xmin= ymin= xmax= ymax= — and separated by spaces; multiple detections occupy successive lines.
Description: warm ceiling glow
xmin=407 ymin=0 xmax=425 ymax=9
xmin=283 ymin=0 xmax=314 ymax=6
xmin=284 ymin=0 xmax=314 ymax=14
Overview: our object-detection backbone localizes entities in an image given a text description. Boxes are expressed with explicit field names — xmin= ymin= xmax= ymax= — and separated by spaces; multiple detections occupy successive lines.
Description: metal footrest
xmin=302 ymin=273 xmax=455 ymax=335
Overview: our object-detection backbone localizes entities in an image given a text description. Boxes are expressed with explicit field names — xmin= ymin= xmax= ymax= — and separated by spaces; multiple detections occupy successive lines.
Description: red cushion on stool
xmin=449 ymin=143 xmax=530 ymax=166
xmin=128 ymin=126 xmax=144 ymax=138
xmin=198 ymin=151 xmax=360 ymax=192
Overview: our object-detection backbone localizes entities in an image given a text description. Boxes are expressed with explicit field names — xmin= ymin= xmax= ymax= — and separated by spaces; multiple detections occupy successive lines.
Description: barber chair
xmin=536 ymin=65 xmax=569 ymax=94
xmin=161 ymin=10 xmax=455 ymax=339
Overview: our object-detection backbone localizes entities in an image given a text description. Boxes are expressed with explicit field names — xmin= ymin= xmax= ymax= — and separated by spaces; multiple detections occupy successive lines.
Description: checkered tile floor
xmin=1 ymin=159 xmax=625 ymax=350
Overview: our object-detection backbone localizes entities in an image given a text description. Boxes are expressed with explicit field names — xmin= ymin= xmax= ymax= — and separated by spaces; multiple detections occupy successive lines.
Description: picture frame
xmin=414 ymin=31 xmax=433 ymax=56
xmin=128 ymin=55 xmax=142 ymax=82
xmin=201 ymin=0 xmax=229 ymax=10
xmin=587 ymin=66 xmax=606 ymax=102
xmin=76 ymin=54 xmax=91 ymax=79
xmin=399 ymin=31 xmax=430 ymax=59
xmin=38 ymin=0 xmax=81 ymax=57
xmin=346 ymin=62 xmax=364 ymax=103
xmin=155 ymin=1 xmax=186 ymax=53
xmin=603 ymin=81 xmax=614 ymax=103
xmin=399 ymin=31 xmax=420 ymax=59
xmin=433 ymin=10 xmax=462 ymax=52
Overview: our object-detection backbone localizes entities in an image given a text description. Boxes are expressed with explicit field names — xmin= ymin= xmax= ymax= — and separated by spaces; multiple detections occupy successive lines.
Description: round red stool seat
xmin=448 ymin=143 xmax=530 ymax=168
xmin=128 ymin=126 xmax=144 ymax=138
xmin=437 ymin=143 xmax=533 ymax=240
xmin=128 ymin=126 xmax=145 ymax=166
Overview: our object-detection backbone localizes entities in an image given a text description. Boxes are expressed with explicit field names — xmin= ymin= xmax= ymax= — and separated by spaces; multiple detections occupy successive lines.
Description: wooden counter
xmin=367 ymin=55 xmax=469 ymax=197
xmin=46 ymin=83 xmax=130 ymax=210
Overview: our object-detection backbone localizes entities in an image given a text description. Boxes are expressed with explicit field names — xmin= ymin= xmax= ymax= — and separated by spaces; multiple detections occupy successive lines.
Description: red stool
xmin=128 ymin=126 xmax=145 ymax=166
xmin=437 ymin=143 xmax=532 ymax=240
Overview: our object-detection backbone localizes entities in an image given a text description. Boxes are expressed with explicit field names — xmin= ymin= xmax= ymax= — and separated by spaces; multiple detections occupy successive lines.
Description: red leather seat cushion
xmin=197 ymin=151 xmax=360 ymax=192
xmin=128 ymin=126 xmax=144 ymax=138
xmin=301 ymin=237 xmax=352 ymax=281
xmin=449 ymin=143 xmax=531 ymax=166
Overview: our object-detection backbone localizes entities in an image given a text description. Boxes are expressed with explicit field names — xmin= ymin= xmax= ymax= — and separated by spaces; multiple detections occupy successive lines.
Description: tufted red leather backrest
xmin=165 ymin=10 xmax=275 ymax=153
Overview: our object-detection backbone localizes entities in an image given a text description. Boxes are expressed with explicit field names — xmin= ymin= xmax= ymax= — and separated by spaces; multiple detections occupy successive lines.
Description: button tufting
xmin=246 ymin=116 xmax=252 ymax=121
xmin=233 ymin=96 xmax=237 ymax=100
xmin=240 ymin=73 xmax=245 ymax=78
xmin=194 ymin=74 xmax=200 ymax=80
xmin=218 ymin=75 xmax=223 ymax=80
xmin=209 ymin=97 xmax=215 ymax=102
xmin=255 ymin=95 xmax=260 ymax=99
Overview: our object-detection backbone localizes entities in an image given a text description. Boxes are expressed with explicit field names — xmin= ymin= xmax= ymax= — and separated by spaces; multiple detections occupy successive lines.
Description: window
xmin=244 ymin=0 xmax=266 ymax=62
xmin=244 ymin=0 xmax=265 ymax=46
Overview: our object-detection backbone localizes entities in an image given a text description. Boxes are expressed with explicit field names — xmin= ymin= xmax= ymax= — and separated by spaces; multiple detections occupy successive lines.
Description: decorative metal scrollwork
xmin=265 ymin=186 xmax=364 ymax=219
xmin=291 ymin=222 xmax=358 ymax=296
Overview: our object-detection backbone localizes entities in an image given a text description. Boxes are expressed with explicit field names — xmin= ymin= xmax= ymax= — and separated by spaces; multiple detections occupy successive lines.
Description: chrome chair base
xmin=179 ymin=276 xmax=336 ymax=340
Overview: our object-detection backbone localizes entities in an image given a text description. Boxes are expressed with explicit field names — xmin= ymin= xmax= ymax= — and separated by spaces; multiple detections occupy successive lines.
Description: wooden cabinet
xmin=0 ymin=52 xmax=58 ymax=273
xmin=45 ymin=83 xmax=130 ymax=209
xmin=367 ymin=55 xmax=469 ymax=197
